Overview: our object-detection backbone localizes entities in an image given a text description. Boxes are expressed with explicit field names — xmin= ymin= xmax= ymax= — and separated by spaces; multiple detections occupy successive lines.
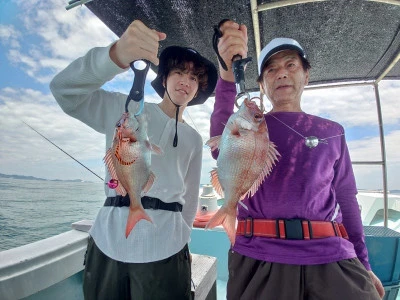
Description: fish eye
xmin=254 ymin=113 xmax=263 ymax=119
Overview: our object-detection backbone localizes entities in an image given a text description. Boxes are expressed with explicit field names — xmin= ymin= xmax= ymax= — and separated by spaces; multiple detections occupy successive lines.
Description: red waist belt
xmin=236 ymin=218 xmax=349 ymax=240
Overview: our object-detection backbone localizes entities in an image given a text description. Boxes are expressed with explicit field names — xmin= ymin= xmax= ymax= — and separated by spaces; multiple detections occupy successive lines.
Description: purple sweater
xmin=210 ymin=78 xmax=371 ymax=270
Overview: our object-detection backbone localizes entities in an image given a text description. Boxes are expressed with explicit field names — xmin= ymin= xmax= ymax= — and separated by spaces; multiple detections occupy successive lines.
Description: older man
xmin=210 ymin=20 xmax=384 ymax=300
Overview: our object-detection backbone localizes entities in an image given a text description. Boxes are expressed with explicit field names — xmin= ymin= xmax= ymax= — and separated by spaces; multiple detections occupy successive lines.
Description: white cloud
xmin=0 ymin=87 xmax=105 ymax=181
xmin=0 ymin=24 xmax=20 ymax=48
xmin=4 ymin=1 xmax=117 ymax=82
xmin=1 ymin=0 xmax=399 ymax=191
xmin=347 ymin=129 xmax=400 ymax=191
xmin=301 ymin=80 xmax=400 ymax=128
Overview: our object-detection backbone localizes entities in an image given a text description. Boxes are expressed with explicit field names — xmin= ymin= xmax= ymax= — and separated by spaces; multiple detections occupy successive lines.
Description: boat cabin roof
xmin=83 ymin=0 xmax=400 ymax=90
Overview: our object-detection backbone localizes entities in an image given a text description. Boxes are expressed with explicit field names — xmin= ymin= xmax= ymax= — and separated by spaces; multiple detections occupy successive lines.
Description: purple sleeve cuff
xmin=209 ymin=78 xmax=236 ymax=159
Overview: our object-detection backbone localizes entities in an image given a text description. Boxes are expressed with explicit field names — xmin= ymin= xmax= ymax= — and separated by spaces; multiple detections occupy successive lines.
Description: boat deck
xmin=1 ymin=221 xmax=400 ymax=299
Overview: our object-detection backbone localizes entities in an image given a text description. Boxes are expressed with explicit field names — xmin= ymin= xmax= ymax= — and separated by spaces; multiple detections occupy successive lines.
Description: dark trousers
xmin=83 ymin=237 xmax=192 ymax=300
xmin=227 ymin=249 xmax=381 ymax=300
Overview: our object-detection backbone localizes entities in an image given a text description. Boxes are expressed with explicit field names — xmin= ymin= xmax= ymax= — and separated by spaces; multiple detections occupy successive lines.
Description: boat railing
xmin=0 ymin=220 xmax=217 ymax=300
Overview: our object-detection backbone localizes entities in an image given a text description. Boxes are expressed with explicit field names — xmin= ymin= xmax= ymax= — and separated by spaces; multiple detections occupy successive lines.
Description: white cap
xmin=258 ymin=38 xmax=306 ymax=75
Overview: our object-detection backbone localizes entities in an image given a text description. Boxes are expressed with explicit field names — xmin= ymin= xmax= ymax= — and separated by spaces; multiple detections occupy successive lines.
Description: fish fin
xmin=104 ymin=148 xmax=114 ymax=171
xmin=243 ymin=142 xmax=280 ymax=199
xmin=146 ymin=140 xmax=164 ymax=155
xmin=205 ymin=135 xmax=221 ymax=152
xmin=268 ymin=141 xmax=281 ymax=161
xmin=125 ymin=207 xmax=153 ymax=238
xmin=142 ymin=171 xmax=155 ymax=193
xmin=104 ymin=148 xmax=126 ymax=195
xmin=205 ymin=206 xmax=237 ymax=245
xmin=210 ymin=168 xmax=224 ymax=197
xmin=115 ymin=184 xmax=127 ymax=196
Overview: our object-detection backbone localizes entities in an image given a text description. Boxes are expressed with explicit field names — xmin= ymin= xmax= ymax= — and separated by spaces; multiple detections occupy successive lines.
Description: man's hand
xmin=217 ymin=20 xmax=248 ymax=82
xmin=110 ymin=20 xmax=167 ymax=69
xmin=368 ymin=270 xmax=385 ymax=299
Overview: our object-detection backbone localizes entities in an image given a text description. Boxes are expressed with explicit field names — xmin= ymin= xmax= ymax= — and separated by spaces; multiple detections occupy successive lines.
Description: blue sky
xmin=0 ymin=0 xmax=399 ymax=191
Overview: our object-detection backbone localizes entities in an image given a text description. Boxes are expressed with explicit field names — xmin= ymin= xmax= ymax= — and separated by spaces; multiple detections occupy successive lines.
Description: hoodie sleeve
xmin=49 ymin=42 xmax=128 ymax=134
xmin=210 ymin=78 xmax=236 ymax=159
xmin=334 ymin=132 xmax=371 ymax=270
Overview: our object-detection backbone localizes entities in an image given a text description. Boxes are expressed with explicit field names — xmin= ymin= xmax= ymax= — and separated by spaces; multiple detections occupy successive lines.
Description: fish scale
xmin=104 ymin=112 xmax=162 ymax=238
xmin=206 ymin=99 xmax=280 ymax=245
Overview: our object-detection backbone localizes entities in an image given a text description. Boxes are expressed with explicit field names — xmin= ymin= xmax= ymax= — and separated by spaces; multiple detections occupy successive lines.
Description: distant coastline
xmin=0 ymin=172 xmax=86 ymax=183
xmin=358 ymin=188 xmax=400 ymax=195
xmin=1 ymin=173 xmax=398 ymax=194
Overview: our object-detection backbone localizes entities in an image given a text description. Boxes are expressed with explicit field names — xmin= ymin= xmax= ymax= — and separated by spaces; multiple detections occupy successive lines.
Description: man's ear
xmin=304 ymin=70 xmax=309 ymax=86
xmin=259 ymin=82 xmax=266 ymax=95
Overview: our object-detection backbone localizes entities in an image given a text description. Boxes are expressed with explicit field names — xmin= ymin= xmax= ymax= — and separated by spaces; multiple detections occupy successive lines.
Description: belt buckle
xmin=243 ymin=217 xmax=253 ymax=238
xmin=283 ymin=219 xmax=304 ymax=240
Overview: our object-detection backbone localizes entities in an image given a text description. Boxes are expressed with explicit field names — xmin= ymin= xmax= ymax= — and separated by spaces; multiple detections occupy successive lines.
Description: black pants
xmin=83 ymin=237 xmax=192 ymax=300
xmin=227 ymin=249 xmax=381 ymax=300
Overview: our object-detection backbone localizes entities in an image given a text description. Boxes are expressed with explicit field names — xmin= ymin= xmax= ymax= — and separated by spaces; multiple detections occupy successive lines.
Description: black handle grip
xmin=128 ymin=60 xmax=150 ymax=102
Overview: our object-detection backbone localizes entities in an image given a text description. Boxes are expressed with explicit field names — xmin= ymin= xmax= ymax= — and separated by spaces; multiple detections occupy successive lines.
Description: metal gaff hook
xmin=232 ymin=55 xmax=252 ymax=109
xmin=125 ymin=60 xmax=150 ymax=116
xmin=248 ymin=96 xmax=265 ymax=112
xmin=212 ymin=19 xmax=258 ymax=111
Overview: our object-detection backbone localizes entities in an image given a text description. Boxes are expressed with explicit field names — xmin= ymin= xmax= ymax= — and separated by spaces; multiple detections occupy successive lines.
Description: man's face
xmin=165 ymin=62 xmax=199 ymax=106
xmin=259 ymin=50 xmax=309 ymax=111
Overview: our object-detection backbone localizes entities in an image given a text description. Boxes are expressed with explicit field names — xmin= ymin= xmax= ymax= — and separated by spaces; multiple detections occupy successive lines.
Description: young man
xmin=50 ymin=20 xmax=217 ymax=300
xmin=210 ymin=20 xmax=385 ymax=299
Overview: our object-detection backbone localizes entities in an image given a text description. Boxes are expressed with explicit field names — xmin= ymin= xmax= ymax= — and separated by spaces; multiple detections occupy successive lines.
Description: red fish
xmin=104 ymin=112 xmax=162 ymax=238
xmin=206 ymin=99 xmax=280 ymax=244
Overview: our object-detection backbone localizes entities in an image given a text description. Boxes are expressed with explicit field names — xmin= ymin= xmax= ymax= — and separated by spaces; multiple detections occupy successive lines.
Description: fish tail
xmin=125 ymin=207 xmax=153 ymax=238
xmin=205 ymin=206 xmax=237 ymax=245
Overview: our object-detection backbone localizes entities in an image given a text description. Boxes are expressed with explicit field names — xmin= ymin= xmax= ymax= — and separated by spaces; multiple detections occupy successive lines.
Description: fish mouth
xmin=244 ymin=100 xmax=264 ymax=121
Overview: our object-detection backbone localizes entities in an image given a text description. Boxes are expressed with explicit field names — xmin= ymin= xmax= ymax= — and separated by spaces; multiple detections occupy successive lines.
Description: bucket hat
xmin=151 ymin=46 xmax=217 ymax=106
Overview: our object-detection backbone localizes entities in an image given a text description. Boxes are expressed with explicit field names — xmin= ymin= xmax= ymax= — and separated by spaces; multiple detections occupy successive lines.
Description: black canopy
xmin=83 ymin=0 xmax=400 ymax=91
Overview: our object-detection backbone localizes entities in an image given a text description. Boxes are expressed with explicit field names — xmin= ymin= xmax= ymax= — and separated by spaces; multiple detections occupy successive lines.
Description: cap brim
xmin=259 ymin=44 xmax=305 ymax=77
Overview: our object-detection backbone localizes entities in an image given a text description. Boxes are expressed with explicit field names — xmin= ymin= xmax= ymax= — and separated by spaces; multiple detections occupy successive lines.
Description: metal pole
xmin=65 ymin=0 xmax=93 ymax=11
xmin=257 ymin=0 xmax=328 ymax=11
xmin=376 ymin=52 xmax=400 ymax=84
xmin=373 ymin=82 xmax=389 ymax=227
xmin=250 ymin=0 xmax=261 ymax=59
xmin=305 ymin=81 xmax=374 ymax=91
xmin=367 ymin=0 xmax=400 ymax=6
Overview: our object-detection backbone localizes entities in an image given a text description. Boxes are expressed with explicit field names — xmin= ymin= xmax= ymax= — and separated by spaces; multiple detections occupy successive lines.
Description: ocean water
xmin=2 ymin=177 xmax=398 ymax=299
xmin=0 ymin=177 xmax=105 ymax=251
xmin=0 ymin=177 xmax=229 ymax=299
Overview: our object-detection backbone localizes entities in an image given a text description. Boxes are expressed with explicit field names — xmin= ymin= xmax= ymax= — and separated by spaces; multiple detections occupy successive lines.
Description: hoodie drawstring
xmin=165 ymin=85 xmax=181 ymax=148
